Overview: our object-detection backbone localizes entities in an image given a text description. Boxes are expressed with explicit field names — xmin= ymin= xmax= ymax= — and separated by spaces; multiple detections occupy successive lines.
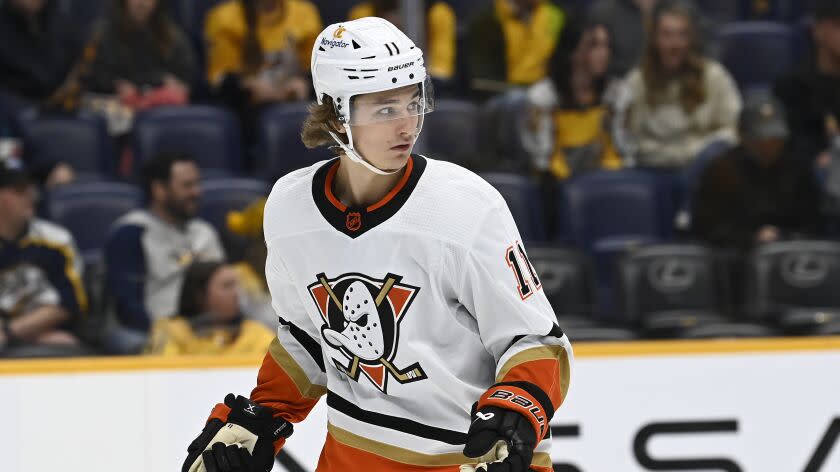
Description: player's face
xmin=206 ymin=265 xmax=240 ymax=322
xmin=161 ymin=161 xmax=201 ymax=221
xmin=349 ymin=85 xmax=421 ymax=171
xmin=655 ymin=13 xmax=692 ymax=72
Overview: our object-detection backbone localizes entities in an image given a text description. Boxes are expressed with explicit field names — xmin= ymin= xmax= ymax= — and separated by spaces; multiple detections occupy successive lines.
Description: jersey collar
xmin=312 ymin=155 xmax=427 ymax=238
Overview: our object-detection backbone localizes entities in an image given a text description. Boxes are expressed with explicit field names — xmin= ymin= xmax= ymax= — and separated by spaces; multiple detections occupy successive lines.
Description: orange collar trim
xmin=323 ymin=157 xmax=415 ymax=213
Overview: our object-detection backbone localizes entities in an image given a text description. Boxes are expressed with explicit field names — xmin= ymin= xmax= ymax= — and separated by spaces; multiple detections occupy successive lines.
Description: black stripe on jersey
xmin=327 ymin=391 xmax=468 ymax=445
xmin=547 ymin=324 xmax=565 ymax=339
xmin=279 ymin=317 xmax=326 ymax=372
xmin=311 ymin=154 xmax=427 ymax=238
xmin=501 ymin=324 xmax=564 ymax=362
xmin=493 ymin=380 xmax=556 ymax=422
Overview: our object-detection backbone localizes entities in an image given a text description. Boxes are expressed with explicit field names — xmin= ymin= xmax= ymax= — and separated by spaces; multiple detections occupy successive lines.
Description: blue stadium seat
xmin=480 ymin=173 xmax=546 ymax=242
xmin=132 ymin=105 xmax=241 ymax=174
xmin=18 ymin=111 xmax=113 ymax=177
xmin=255 ymin=102 xmax=333 ymax=181
xmin=561 ymin=170 xmax=666 ymax=316
xmin=417 ymin=99 xmax=480 ymax=167
xmin=697 ymin=0 xmax=742 ymax=23
xmin=199 ymin=177 xmax=270 ymax=236
xmin=718 ymin=21 xmax=794 ymax=89
xmin=561 ymin=170 xmax=663 ymax=248
xmin=45 ymin=182 xmax=143 ymax=264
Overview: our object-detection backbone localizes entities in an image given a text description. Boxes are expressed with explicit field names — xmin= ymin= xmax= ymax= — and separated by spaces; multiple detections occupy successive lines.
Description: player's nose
xmin=393 ymin=115 xmax=414 ymax=136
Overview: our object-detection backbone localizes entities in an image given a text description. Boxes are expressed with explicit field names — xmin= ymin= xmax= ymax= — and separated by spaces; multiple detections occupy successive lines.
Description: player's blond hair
xmin=301 ymin=96 xmax=347 ymax=154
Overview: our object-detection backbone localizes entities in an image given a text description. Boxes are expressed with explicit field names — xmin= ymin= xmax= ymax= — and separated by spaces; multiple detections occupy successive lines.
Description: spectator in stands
xmin=104 ymin=152 xmax=225 ymax=353
xmin=588 ymin=0 xmax=657 ymax=78
xmin=205 ymin=0 xmax=322 ymax=106
xmin=545 ymin=18 xmax=622 ymax=179
xmin=82 ymin=0 xmax=196 ymax=108
xmin=0 ymin=158 xmax=87 ymax=355
xmin=0 ymin=0 xmax=85 ymax=116
xmin=467 ymin=0 xmax=566 ymax=97
xmin=146 ymin=261 xmax=273 ymax=355
xmin=623 ymin=0 xmax=741 ymax=169
xmin=775 ymin=0 xmax=840 ymax=167
xmin=692 ymin=96 xmax=821 ymax=251
xmin=348 ymin=1 xmax=456 ymax=82
xmin=226 ymin=197 xmax=275 ymax=328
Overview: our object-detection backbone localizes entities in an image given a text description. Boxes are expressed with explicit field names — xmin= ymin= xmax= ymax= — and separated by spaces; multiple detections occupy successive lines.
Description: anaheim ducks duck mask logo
xmin=308 ymin=272 xmax=426 ymax=393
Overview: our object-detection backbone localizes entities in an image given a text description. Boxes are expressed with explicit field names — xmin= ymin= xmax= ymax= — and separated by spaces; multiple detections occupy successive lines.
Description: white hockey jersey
xmin=210 ymin=155 xmax=573 ymax=471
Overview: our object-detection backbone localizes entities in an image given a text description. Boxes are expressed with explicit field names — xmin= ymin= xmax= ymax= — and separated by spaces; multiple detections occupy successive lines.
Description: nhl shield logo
xmin=308 ymin=272 xmax=426 ymax=393
xmin=346 ymin=212 xmax=362 ymax=232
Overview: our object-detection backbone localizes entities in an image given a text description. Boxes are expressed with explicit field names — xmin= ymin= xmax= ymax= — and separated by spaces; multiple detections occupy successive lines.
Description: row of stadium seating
xmin=17 ymin=100 xmax=485 ymax=181
xmin=526 ymin=241 xmax=840 ymax=340
xmin=43 ymin=175 xmax=840 ymax=339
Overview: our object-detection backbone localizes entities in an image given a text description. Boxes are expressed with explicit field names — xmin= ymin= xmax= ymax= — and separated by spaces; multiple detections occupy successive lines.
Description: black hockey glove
xmin=462 ymin=404 xmax=537 ymax=472
xmin=462 ymin=383 xmax=553 ymax=472
xmin=182 ymin=394 xmax=293 ymax=472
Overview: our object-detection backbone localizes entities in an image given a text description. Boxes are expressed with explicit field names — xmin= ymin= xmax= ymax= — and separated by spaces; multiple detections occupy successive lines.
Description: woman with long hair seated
xmin=622 ymin=0 xmax=741 ymax=170
xmin=146 ymin=261 xmax=274 ymax=355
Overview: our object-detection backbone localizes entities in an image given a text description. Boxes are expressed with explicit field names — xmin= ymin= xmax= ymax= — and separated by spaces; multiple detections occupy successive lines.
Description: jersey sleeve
xmin=458 ymin=194 xmax=573 ymax=440
xmin=248 ymin=239 xmax=327 ymax=424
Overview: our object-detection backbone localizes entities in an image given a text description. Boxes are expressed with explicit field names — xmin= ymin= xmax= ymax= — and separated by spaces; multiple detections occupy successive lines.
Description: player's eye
xmin=376 ymin=107 xmax=395 ymax=117
xmin=407 ymin=101 xmax=421 ymax=113
xmin=356 ymin=314 xmax=368 ymax=327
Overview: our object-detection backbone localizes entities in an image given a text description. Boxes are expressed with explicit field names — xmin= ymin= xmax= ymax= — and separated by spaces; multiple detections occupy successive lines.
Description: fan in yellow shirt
xmin=497 ymin=0 xmax=565 ymax=85
xmin=348 ymin=0 xmax=456 ymax=80
xmin=547 ymin=18 xmax=621 ymax=179
xmin=204 ymin=0 xmax=323 ymax=103
xmin=146 ymin=261 xmax=274 ymax=356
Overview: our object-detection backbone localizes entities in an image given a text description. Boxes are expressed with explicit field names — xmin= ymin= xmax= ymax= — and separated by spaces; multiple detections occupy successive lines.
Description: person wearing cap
xmin=774 ymin=0 xmax=840 ymax=166
xmin=692 ymin=96 xmax=821 ymax=251
xmin=0 ymin=158 xmax=87 ymax=355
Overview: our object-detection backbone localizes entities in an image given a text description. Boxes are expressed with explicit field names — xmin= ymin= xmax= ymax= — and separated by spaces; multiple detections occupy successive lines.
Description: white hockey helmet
xmin=310 ymin=17 xmax=434 ymax=175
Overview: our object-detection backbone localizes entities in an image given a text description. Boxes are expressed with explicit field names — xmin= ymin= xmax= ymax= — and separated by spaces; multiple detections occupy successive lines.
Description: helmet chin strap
xmin=327 ymin=126 xmax=404 ymax=176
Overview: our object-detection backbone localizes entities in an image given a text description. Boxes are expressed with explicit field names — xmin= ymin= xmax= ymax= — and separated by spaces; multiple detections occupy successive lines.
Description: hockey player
xmin=182 ymin=17 xmax=573 ymax=472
